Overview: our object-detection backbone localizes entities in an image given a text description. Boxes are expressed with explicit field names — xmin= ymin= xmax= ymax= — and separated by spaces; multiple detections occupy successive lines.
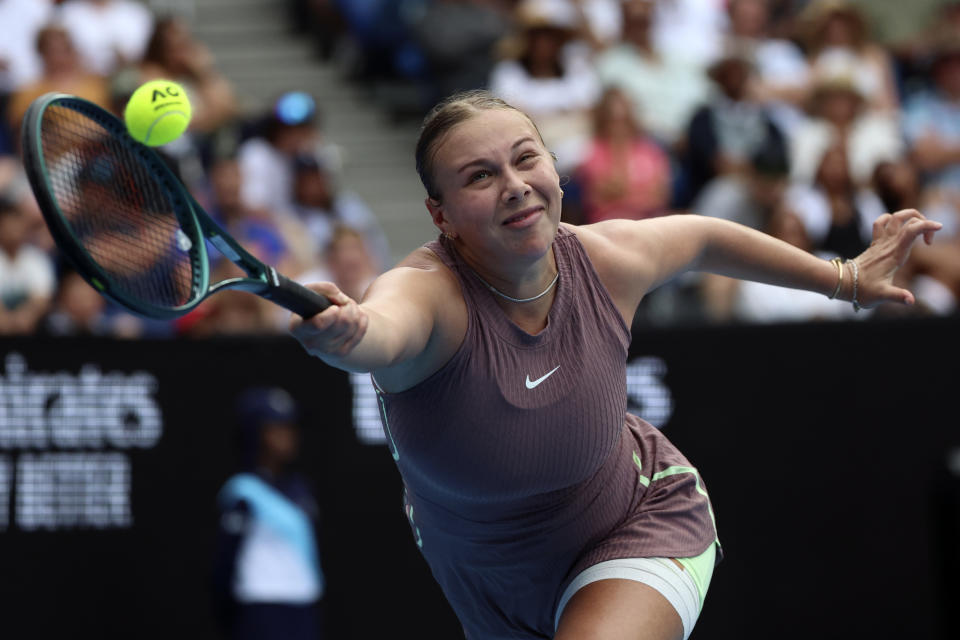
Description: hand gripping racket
xmin=20 ymin=92 xmax=330 ymax=320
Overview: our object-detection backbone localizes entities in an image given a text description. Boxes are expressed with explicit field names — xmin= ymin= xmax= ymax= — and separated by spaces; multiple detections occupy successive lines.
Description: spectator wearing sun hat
xmin=789 ymin=61 xmax=903 ymax=188
xmin=488 ymin=0 xmax=601 ymax=173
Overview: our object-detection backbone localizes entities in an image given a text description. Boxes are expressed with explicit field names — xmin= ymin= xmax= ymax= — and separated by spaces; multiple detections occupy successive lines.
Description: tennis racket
xmin=20 ymin=92 xmax=330 ymax=320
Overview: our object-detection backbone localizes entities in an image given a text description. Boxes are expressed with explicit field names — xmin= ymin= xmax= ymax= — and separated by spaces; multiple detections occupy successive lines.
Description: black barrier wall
xmin=0 ymin=318 xmax=957 ymax=639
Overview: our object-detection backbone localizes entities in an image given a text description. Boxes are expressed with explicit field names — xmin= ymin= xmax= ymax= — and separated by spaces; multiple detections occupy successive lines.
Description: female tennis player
xmin=290 ymin=90 xmax=940 ymax=640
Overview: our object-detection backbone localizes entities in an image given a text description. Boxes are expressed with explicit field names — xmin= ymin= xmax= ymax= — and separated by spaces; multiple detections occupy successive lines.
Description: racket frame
xmin=21 ymin=92 xmax=329 ymax=320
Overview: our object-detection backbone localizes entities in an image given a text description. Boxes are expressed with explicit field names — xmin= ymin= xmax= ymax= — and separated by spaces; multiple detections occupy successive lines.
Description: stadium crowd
xmin=2 ymin=0 xmax=960 ymax=338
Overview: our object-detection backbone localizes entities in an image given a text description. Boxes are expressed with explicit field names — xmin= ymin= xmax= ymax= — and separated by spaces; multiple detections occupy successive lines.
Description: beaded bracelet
xmin=847 ymin=259 xmax=861 ymax=312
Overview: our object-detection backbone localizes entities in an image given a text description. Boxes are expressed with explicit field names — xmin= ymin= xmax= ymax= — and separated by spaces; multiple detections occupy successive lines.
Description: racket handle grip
xmin=262 ymin=270 xmax=331 ymax=318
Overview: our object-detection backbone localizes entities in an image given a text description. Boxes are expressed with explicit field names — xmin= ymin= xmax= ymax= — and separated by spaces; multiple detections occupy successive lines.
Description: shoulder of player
xmin=563 ymin=220 xmax=649 ymax=269
xmin=563 ymin=220 xmax=662 ymax=306
xmin=364 ymin=247 xmax=461 ymax=306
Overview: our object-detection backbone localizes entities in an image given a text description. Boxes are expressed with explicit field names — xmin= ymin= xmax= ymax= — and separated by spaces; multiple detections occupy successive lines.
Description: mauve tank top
xmin=374 ymin=227 xmax=719 ymax=639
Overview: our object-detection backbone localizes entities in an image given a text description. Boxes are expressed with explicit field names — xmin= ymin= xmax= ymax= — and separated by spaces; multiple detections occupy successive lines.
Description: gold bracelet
xmin=828 ymin=257 xmax=843 ymax=299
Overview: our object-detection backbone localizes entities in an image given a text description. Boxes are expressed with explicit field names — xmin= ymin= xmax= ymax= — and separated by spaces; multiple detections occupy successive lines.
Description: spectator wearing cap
xmin=594 ymin=0 xmax=709 ymax=151
xmin=681 ymin=38 xmax=788 ymax=227
xmin=213 ymin=387 xmax=326 ymax=640
xmin=489 ymin=0 xmax=601 ymax=173
xmin=237 ymin=91 xmax=342 ymax=219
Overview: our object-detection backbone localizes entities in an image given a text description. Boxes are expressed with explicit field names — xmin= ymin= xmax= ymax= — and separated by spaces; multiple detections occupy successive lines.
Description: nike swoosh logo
xmin=525 ymin=366 xmax=560 ymax=389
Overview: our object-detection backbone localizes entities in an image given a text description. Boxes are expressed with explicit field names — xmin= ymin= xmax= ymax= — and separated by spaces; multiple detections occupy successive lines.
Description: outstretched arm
xmin=581 ymin=209 xmax=942 ymax=315
xmin=288 ymin=253 xmax=461 ymax=379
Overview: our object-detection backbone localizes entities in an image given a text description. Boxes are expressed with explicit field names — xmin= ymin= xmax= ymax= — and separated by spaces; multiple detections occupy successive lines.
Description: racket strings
xmin=41 ymin=105 xmax=198 ymax=308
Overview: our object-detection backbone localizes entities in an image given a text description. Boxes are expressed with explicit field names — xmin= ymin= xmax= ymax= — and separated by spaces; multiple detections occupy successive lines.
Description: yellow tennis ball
xmin=124 ymin=79 xmax=192 ymax=146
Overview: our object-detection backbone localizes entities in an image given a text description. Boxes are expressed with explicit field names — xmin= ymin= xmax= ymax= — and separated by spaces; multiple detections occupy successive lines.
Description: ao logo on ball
xmin=123 ymin=79 xmax=193 ymax=147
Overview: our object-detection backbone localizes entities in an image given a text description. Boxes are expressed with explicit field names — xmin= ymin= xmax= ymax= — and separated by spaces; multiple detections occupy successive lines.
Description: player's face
xmin=426 ymin=109 xmax=563 ymax=266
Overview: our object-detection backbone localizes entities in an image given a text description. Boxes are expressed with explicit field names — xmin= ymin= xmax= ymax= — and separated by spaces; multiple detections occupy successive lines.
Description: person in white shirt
xmin=57 ymin=0 xmax=154 ymax=76
xmin=0 ymin=0 xmax=54 ymax=94
xmin=489 ymin=0 xmax=601 ymax=173
xmin=0 ymin=194 xmax=55 ymax=334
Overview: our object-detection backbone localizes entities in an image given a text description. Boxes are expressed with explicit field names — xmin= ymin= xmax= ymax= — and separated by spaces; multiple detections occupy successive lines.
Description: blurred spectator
xmin=725 ymin=0 xmax=811 ymax=135
xmin=594 ymin=0 xmax=709 ymax=150
xmin=651 ymin=0 xmax=728 ymax=68
xmin=213 ymin=386 xmax=325 ymax=640
xmin=798 ymin=0 xmax=900 ymax=114
xmin=789 ymin=68 xmax=903 ymax=188
xmin=701 ymin=207 xmax=860 ymax=322
xmin=489 ymin=0 xmax=601 ymax=173
xmin=57 ymin=0 xmax=154 ymax=77
xmin=207 ymin=156 xmax=308 ymax=277
xmin=902 ymin=1 xmax=960 ymax=78
xmin=572 ymin=87 xmax=671 ymax=223
xmin=137 ymin=15 xmax=238 ymax=140
xmin=237 ymin=91 xmax=342 ymax=217
xmin=176 ymin=156 xmax=310 ymax=336
xmin=903 ymin=34 xmax=960 ymax=199
xmin=579 ymin=0 xmax=626 ymax=49
xmin=410 ymin=0 xmax=510 ymax=106
xmin=0 ymin=0 xmax=54 ymax=93
xmin=321 ymin=225 xmax=380 ymax=302
xmin=42 ymin=267 xmax=148 ymax=337
xmin=176 ymin=261 xmax=281 ymax=336
xmin=0 ymin=192 xmax=55 ymax=335
xmin=0 ymin=158 xmax=53 ymax=253
xmin=871 ymin=158 xmax=960 ymax=315
xmin=784 ymin=141 xmax=885 ymax=259
xmin=44 ymin=268 xmax=108 ymax=336
xmin=872 ymin=157 xmax=960 ymax=235
xmin=682 ymin=38 xmax=789 ymax=226
xmin=0 ymin=0 xmax=55 ymax=153
xmin=289 ymin=0 xmax=347 ymax=61
xmin=289 ymin=152 xmax=391 ymax=271
xmin=6 ymin=25 xmax=111 ymax=136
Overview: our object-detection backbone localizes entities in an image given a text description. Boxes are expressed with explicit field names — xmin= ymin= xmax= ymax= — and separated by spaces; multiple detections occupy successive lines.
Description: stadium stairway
xmin=182 ymin=0 xmax=435 ymax=265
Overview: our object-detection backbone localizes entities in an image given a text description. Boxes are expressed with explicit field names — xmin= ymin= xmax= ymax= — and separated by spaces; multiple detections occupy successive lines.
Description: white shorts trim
xmin=554 ymin=557 xmax=702 ymax=640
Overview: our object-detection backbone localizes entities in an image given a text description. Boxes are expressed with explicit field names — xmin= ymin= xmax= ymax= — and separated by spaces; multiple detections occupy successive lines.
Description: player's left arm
xmin=575 ymin=209 xmax=942 ymax=314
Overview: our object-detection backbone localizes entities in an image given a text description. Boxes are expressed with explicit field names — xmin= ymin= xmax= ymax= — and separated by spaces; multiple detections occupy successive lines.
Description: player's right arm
xmin=289 ymin=248 xmax=465 ymax=390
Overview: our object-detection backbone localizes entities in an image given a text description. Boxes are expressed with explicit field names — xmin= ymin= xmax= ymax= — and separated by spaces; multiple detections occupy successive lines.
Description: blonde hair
xmin=415 ymin=90 xmax=545 ymax=202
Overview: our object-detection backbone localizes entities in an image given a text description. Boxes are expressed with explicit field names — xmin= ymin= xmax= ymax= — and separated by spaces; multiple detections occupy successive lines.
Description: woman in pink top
xmin=289 ymin=90 xmax=940 ymax=639
xmin=575 ymin=87 xmax=671 ymax=223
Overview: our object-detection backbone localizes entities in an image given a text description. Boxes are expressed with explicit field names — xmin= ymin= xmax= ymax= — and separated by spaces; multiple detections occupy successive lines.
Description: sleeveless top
xmin=374 ymin=228 xmax=719 ymax=639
